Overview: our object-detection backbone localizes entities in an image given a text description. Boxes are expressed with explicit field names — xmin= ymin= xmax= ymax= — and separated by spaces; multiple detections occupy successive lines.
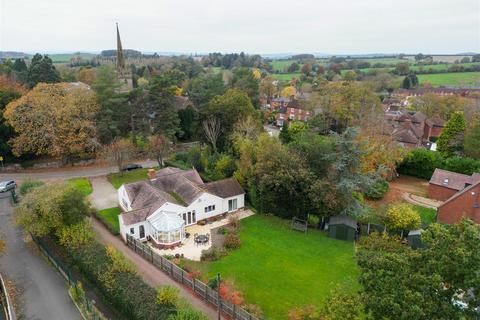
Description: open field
xmin=185 ymin=214 xmax=359 ymax=319
xmin=270 ymin=72 xmax=302 ymax=81
xmin=48 ymin=52 xmax=96 ymax=63
xmin=417 ymin=72 xmax=480 ymax=87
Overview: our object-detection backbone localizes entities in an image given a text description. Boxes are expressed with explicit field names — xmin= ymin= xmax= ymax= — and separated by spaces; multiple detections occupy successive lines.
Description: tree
xmin=437 ymin=111 xmax=467 ymax=157
xmin=26 ymin=54 xmax=60 ymax=88
xmin=301 ymin=63 xmax=312 ymax=75
xmin=259 ymin=77 xmax=276 ymax=99
xmin=4 ymin=82 xmax=99 ymax=162
xmin=319 ymin=286 xmax=362 ymax=320
xmin=16 ymin=183 xmax=92 ymax=237
xmin=385 ymin=203 xmax=421 ymax=232
xmin=76 ymin=67 xmax=96 ymax=85
xmin=472 ymin=54 xmax=480 ymax=62
xmin=279 ymin=121 xmax=291 ymax=144
xmin=402 ymin=74 xmax=419 ymax=89
xmin=230 ymin=67 xmax=260 ymax=106
xmin=395 ymin=62 xmax=410 ymax=75
xmin=343 ymin=70 xmax=357 ymax=82
xmin=147 ymin=135 xmax=171 ymax=167
xmin=202 ymin=117 xmax=223 ymax=153
xmin=464 ymin=121 xmax=480 ymax=159
xmin=202 ymin=89 xmax=256 ymax=151
xmin=12 ymin=58 xmax=28 ymax=83
xmin=177 ymin=105 xmax=198 ymax=141
xmin=0 ymin=76 xmax=25 ymax=159
xmin=281 ymin=86 xmax=296 ymax=98
xmin=102 ymin=138 xmax=134 ymax=175
xmin=187 ymin=73 xmax=225 ymax=107
xmin=357 ymin=221 xmax=480 ymax=319
xmin=287 ymin=62 xmax=300 ymax=72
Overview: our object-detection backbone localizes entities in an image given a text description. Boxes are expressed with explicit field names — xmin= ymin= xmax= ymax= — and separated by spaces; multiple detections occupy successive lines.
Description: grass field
xmin=186 ymin=214 xmax=358 ymax=319
xmin=67 ymin=178 xmax=93 ymax=196
xmin=270 ymin=72 xmax=302 ymax=81
xmin=48 ymin=52 xmax=96 ymax=63
xmin=97 ymin=207 xmax=121 ymax=234
xmin=107 ymin=168 xmax=157 ymax=189
xmin=412 ymin=205 xmax=437 ymax=226
xmin=417 ymin=72 xmax=480 ymax=87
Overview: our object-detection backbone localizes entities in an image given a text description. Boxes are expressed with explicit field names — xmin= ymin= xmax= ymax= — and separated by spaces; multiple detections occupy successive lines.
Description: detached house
xmin=428 ymin=169 xmax=480 ymax=224
xmin=118 ymin=167 xmax=245 ymax=248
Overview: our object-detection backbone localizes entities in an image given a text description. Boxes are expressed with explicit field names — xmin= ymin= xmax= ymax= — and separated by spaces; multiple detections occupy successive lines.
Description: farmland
xmin=417 ymin=72 xmax=480 ymax=87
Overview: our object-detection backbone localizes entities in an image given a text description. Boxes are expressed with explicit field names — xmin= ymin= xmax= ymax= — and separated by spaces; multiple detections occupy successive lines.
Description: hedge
xmin=66 ymin=240 xmax=174 ymax=320
xmin=397 ymin=149 xmax=480 ymax=180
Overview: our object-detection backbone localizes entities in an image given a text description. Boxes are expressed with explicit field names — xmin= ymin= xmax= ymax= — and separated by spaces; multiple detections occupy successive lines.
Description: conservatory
xmin=148 ymin=211 xmax=186 ymax=247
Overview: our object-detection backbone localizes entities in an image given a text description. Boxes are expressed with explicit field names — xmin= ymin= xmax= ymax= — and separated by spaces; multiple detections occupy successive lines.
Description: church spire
xmin=116 ymin=23 xmax=125 ymax=70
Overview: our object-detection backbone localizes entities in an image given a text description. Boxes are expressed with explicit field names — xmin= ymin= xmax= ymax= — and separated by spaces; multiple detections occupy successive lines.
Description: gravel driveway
xmin=88 ymin=176 xmax=119 ymax=210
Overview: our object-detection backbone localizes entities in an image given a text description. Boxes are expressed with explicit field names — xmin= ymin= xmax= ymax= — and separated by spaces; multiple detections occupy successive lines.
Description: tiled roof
xmin=204 ymin=178 xmax=245 ymax=198
xmin=429 ymin=168 xmax=472 ymax=191
xmin=120 ymin=207 xmax=154 ymax=225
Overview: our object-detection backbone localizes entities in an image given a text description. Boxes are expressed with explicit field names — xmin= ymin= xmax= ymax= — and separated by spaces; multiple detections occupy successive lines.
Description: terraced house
xmin=118 ymin=167 xmax=245 ymax=248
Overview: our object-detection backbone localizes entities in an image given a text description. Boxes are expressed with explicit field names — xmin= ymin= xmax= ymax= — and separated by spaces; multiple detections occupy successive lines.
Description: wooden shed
xmin=328 ymin=215 xmax=358 ymax=242
xmin=407 ymin=229 xmax=424 ymax=249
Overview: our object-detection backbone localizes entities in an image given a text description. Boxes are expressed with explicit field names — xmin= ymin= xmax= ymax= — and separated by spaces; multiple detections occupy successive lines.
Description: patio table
xmin=195 ymin=234 xmax=209 ymax=244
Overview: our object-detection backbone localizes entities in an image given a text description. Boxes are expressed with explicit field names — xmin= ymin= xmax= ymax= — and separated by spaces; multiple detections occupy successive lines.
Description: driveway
xmin=88 ymin=176 xmax=118 ymax=210
xmin=0 ymin=195 xmax=81 ymax=320
xmin=0 ymin=160 xmax=158 ymax=183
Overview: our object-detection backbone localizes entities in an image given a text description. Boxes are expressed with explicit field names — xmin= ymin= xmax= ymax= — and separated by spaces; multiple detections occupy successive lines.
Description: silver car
xmin=0 ymin=180 xmax=16 ymax=193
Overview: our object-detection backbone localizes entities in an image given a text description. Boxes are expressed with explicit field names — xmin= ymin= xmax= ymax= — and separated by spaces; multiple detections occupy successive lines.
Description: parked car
xmin=121 ymin=164 xmax=143 ymax=172
xmin=0 ymin=180 xmax=16 ymax=193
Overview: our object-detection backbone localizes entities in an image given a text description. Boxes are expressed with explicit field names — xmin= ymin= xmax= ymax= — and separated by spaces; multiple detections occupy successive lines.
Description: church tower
xmin=115 ymin=23 xmax=132 ymax=92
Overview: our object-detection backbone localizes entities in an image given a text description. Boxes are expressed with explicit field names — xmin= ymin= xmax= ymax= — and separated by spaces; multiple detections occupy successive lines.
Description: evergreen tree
xmin=437 ymin=111 xmax=467 ymax=158
xmin=26 ymin=54 xmax=60 ymax=88
xmin=402 ymin=74 xmax=419 ymax=89
xmin=12 ymin=58 xmax=28 ymax=83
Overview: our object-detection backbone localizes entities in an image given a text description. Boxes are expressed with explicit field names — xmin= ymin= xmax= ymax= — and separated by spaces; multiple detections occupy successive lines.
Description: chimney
xmin=147 ymin=169 xmax=156 ymax=180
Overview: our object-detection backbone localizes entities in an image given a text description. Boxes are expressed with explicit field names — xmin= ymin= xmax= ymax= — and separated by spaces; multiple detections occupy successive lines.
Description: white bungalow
xmin=118 ymin=167 xmax=245 ymax=248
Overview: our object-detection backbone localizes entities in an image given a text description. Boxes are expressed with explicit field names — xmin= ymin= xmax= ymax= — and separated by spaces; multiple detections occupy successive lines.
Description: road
xmin=0 ymin=160 xmax=158 ymax=182
xmin=0 ymin=195 xmax=80 ymax=320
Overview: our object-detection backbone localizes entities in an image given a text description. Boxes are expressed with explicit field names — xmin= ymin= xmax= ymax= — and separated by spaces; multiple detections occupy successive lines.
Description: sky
xmin=0 ymin=0 xmax=479 ymax=55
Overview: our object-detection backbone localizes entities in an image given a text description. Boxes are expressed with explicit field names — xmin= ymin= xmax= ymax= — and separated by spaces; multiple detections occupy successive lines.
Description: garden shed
xmin=328 ymin=215 xmax=357 ymax=242
xmin=407 ymin=229 xmax=424 ymax=249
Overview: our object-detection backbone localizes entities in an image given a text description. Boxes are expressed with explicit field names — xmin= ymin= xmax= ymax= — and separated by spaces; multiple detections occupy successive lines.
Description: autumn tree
xmin=281 ymin=86 xmax=296 ymax=98
xmin=147 ymin=134 xmax=171 ymax=167
xmin=76 ymin=67 xmax=97 ymax=85
xmin=16 ymin=183 xmax=92 ymax=237
xmin=384 ymin=203 xmax=421 ymax=232
xmin=395 ymin=62 xmax=410 ymax=75
xmin=102 ymin=138 xmax=135 ymax=175
xmin=4 ymin=82 xmax=99 ymax=162
xmin=437 ymin=111 xmax=467 ymax=157
xmin=259 ymin=77 xmax=276 ymax=99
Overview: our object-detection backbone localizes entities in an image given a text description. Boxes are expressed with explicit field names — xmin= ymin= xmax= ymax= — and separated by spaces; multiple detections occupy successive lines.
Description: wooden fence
xmin=0 ymin=272 xmax=15 ymax=320
xmin=126 ymin=234 xmax=260 ymax=320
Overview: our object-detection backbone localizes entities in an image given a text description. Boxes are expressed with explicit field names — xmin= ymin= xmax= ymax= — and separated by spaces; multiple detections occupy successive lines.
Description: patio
xmin=148 ymin=209 xmax=254 ymax=260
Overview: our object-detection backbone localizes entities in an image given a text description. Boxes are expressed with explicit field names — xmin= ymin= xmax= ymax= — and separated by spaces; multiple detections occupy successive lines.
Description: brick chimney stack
xmin=147 ymin=169 xmax=156 ymax=180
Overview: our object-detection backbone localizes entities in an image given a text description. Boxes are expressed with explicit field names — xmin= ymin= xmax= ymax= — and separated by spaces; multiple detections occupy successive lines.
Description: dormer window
xmin=442 ymin=178 xmax=449 ymax=186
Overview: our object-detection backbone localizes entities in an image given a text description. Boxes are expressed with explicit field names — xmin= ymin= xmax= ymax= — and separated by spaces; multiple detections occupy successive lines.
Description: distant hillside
xmin=100 ymin=49 xmax=142 ymax=58
xmin=0 ymin=51 xmax=31 ymax=59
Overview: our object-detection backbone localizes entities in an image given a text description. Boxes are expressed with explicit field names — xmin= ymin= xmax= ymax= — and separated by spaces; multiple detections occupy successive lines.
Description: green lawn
xmin=412 ymin=205 xmax=437 ymax=226
xmin=417 ymin=72 xmax=480 ymax=87
xmin=189 ymin=214 xmax=359 ymax=319
xmin=270 ymin=72 xmax=302 ymax=81
xmin=97 ymin=207 xmax=121 ymax=234
xmin=107 ymin=168 xmax=157 ymax=189
xmin=67 ymin=178 xmax=93 ymax=196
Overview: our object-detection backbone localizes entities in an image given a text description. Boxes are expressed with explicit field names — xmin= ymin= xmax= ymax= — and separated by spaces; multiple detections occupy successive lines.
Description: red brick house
xmin=428 ymin=169 xmax=480 ymax=224
xmin=437 ymin=181 xmax=480 ymax=224
xmin=428 ymin=169 xmax=475 ymax=201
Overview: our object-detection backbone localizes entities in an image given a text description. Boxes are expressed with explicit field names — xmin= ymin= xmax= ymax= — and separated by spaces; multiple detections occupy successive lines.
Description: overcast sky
xmin=0 ymin=0 xmax=479 ymax=54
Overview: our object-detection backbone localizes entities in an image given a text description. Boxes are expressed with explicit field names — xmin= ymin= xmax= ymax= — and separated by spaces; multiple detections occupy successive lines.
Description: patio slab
xmin=148 ymin=209 xmax=254 ymax=261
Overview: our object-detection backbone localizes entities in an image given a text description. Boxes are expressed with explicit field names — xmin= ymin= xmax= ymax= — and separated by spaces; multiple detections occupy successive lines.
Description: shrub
xmin=364 ymin=178 xmax=389 ymax=200
xmin=219 ymin=281 xmax=244 ymax=305
xmin=288 ymin=305 xmax=319 ymax=320
xmin=228 ymin=215 xmax=240 ymax=230
xmin=443 ymin=156 xmax=480 ymax=175
xmin=224 ymin=232 xmax=241 ymax=250
xmin=207 ymin=276 xmax=220 ymax=289
xmin=397 ymin=148 xmax=444 ymax=179
xmin=217 ymin=227 xmax=228 ymax=235
xmin=243 ymin=304 xmax=264 ymax=319
xmin=19 ymin=179 xmax=45 ymax=195
xmin=157 ymin=286 xmax=180 ymax=307
xmin=200 ymin=247 xmax=226 ymax=262
xmin=168 ymin=307 xmax=208 ymax=320
xmin=385 ymin=203 xmax=421 ymax=232
xmin=308 ymin=214 xmax=320 ymax=228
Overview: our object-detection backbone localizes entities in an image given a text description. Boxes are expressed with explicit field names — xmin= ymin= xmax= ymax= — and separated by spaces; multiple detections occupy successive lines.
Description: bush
xmin=385 ymin=203 xmax=421 ymax=232
xmin=308 ymin=214 xmax=320 ymax=228
xmin=168 ymin=307 xmax=208 ymax=320
xmin=157 ymin=286 xmax=179 ymax=307
xmin=200 ymin=247 xmax=226 ymax=262
xmin=224 ymin=233 xmax=241 ymax=250
xmin=364 ymin=179 xmax=389 ymax=200
xmin=19 ymin=179 xmax=45 ymax=195
xmin=398 ymin=149 xmax=480 ymax=179
xmin=228 ymin=215 xmax=240 ymax=230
